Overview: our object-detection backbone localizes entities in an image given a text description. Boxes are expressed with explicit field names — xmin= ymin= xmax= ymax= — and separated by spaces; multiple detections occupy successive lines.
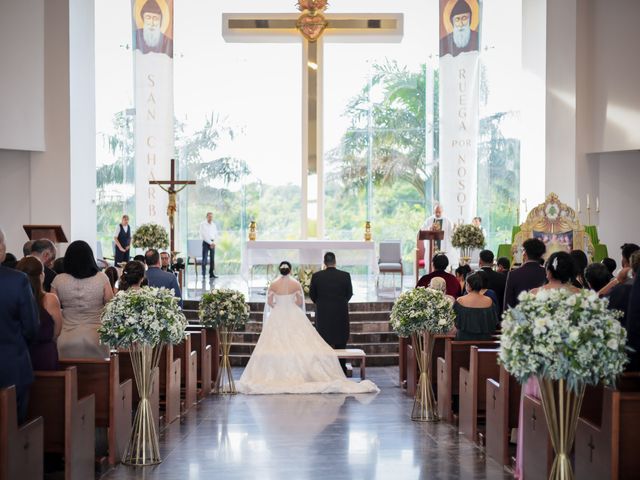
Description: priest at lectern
xmin=421 ymin=204 xmax=457 ymax=269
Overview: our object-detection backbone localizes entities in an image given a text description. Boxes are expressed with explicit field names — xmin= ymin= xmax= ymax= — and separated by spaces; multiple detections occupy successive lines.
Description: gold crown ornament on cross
xmin=296 ymin=0 xmax=328 ymax=42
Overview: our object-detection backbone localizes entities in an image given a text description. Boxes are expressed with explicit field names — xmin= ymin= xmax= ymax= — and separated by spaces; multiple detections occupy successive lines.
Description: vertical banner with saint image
xmin=132 ymin=0 xmax=174 ymax=229
xmin=438 ymin=0 xmax=482 ymax=225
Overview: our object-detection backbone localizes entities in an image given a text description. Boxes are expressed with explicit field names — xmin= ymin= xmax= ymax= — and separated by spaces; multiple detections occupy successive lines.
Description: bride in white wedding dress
xmin=236 ymin=261 xmax=379 ymax=394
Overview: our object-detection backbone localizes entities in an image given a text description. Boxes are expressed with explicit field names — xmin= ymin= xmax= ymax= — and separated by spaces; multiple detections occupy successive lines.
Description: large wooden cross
xmin=222 ymin=7 xmax=403 ymax=238
xmin=149 ymin=158 xmax=196 ymax=253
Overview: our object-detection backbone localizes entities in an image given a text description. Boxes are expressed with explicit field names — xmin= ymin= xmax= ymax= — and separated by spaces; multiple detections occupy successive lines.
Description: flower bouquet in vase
xmin=390 ymin=287 xmax=455 ymax=421
xmin=499 ymin=289 xmax=628 ymax=480
xmin=99 ymin=287 xmax=187 ymax=465
xmin=199 ymin=288 xmax=250 ymax=394
xmin=132 ymin=223 xmax=170 ymax=250
xmin=451 ymin=224 xmax=485 ymax=265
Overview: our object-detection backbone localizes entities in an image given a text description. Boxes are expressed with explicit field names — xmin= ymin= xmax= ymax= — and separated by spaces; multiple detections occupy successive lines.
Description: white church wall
xmin=0 ymin=150 xmax=31 ymax=255
xmin=585 ymin=0 xmax=640 ymax=153
xmin=0 ymin=0 xmax=45 ymax=151
xmin=596 ymin=151 xmax=640 ymax=256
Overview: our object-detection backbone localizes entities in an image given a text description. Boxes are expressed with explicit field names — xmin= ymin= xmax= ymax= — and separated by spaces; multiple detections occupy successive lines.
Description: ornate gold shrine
xmin=511 ymin=193 xmax=595 ymax=262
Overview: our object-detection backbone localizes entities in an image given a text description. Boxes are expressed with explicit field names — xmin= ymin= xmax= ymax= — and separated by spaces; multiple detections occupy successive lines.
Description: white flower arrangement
xmin=98 ymin=287 xmax=188 ymax=348
xmin=295 ymin=265 xmax=318 ymax=296
xmin=132 ymin=223 xmax=169 ymax=250
xmin=390 ymin=287 xmax=456 ymax=338
xmin=451 ymin=224 xmax=485 ymax=249
xmin=499 ymin=289 xmax=628 ymax=391
xmin=199 ymin=288 xmax=250 ymax=329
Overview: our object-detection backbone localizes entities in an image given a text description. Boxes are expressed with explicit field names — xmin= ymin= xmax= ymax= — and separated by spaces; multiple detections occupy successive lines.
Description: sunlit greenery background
xmin=97 ymin=61 xmax=519 ymax=274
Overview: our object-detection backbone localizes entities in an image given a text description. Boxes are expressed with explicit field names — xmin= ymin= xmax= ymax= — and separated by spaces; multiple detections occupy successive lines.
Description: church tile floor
xmin=103 ymin=367 xmax=511 ymax=480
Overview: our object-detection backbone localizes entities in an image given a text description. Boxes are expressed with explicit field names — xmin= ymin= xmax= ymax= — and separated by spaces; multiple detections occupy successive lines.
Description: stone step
xmin=228 ymin=331 xmax=398 ymax=344
xmin=184 ymin=310 xmax=392 ymax=323
xmin=228 ymin=341 xmax=398 ymax=356
xmin=229 ymin=353 xmax=398 ymax=367
xmin=182 ymin=299 xmax=395 ymax=313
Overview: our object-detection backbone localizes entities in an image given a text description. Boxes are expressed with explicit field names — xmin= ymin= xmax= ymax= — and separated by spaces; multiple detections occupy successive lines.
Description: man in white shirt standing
xmin=199 ymin=212 xmax=218 ymax=278
xmin=421 ymin=203 xmax=457 ymax=269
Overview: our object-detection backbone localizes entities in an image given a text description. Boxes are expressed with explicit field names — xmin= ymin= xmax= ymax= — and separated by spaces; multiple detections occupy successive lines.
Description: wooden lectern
xmin=23 ymin=225 xmax=68 ymax=243
xmin=415 ymin=229 xmax=445 ymax=284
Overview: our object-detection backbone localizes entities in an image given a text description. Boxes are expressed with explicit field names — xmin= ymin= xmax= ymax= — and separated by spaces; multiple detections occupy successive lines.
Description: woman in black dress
xmin=114 ymin=214 xmax=132 ymax=265
xmin=16 ymin=256 xmax=62 ymax=370
xmin=453 ymin=272 xmax=499 ymax=341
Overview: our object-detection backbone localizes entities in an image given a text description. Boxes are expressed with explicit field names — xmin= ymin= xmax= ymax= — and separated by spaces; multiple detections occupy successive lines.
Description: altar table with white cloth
xmin=241 ymin=240 xmax=378 ymax=279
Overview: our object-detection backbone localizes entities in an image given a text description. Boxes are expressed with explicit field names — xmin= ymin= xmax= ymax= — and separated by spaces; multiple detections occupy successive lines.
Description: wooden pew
xmin=485 ymin=365 xmax=521 ymax=467
xmin=0 ymin=386 xmax=43 ymax=480
xmin=173 ymin=333 xmax=198 ymax=412
xmin=458 ymin=347 xmax=500 ymax=443
xmin=575 ymin=375 xmax=640 ymax=479
xmin=58 ymin=353 xmax=133 ymax=465
xmin=521 ymin=384 xmax=604 ymax=480
xmin=203 ymin=327 xmax=220 ymax=388
xmin=28 ymin=367 xmax=95 ymax=480
xmin=159 ymin=344 xmax=181 ymax=424
xmin=118 ymin=351 xmax=161 ymax=431
xmin=186 ymin=327 xmax=213 ymax=399
xmin=399 ymin=337 xmax=408 ymax=388
xmin=436 ymin=339 xmax=499 ymax=422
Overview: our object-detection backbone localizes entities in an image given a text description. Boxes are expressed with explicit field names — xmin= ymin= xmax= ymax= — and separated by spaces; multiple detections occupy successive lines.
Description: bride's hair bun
xmin=279 ymin=261 xmax=292 ymax=276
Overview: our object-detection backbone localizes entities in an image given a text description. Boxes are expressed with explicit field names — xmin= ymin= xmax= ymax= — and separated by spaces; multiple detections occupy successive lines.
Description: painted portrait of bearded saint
xmin=440 ymin=0 xmax=480 ymax=57
xmin=134 ymin=0 xmax=174 ymax=58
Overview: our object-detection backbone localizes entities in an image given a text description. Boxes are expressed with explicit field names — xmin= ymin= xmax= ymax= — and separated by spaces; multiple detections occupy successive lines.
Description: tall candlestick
xmin=586 ymin=194 xmax=590 ymax=210
xmin=577 ymin=198 xmax=581 ymax=213
xmin=596 ymin=196 xmax=600 ymax=213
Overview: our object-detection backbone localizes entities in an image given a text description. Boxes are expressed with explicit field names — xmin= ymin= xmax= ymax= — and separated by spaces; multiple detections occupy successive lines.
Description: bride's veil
xmin=263 ymin=274 xmax=306 ymax=324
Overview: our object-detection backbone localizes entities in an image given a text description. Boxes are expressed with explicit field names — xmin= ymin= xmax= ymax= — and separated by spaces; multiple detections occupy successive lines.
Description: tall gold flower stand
xmin=538 ymin=378 xmax=586 ymax=480
xmin=215 ymin=328 xmax=236 ymax=394
xmin=411 ymin=332 xmax=439 ymax=422
xmin=122 ymin=343 xmax=163 ymax=466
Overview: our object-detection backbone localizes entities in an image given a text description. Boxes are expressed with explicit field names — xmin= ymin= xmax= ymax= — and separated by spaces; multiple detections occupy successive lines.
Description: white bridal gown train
xmin=236 ymin=286 xmax=379 ymax=395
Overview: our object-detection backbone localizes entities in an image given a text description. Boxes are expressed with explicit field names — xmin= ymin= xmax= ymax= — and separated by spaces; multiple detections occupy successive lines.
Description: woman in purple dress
xmin=16 ymin=257 xmax=63 ymax=370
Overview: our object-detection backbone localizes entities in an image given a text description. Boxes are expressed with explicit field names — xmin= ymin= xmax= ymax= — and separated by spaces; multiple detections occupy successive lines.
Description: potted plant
xmin=99 ymin=287 xmax=187 ymax=465
xmin=132 ymin=223 xmax=170 ymax=250
xmin=451 ymin=224 xmax=485 ymax=265
xmin=390 ymin=287 xmax=455 ymax=421
xmin=499 ymin=289 xmax=628 ymax=480
xmin=199 ymin=288 xmax=250 ymax=394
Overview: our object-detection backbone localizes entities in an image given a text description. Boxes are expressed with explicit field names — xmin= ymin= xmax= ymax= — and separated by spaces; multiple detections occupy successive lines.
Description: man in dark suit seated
xmin=310 ymin=252 xmax=353 ymax=374
xmin=0 ymin=228 xmax=39 ymax=423
xmin=416 ymin=253 xmax=461 ymax=298
xmin=479 ymin=249 xmax=507 ymax=313
xmin=504 ymin=238 xmax=547 ymax=309
xmin=144 ymin=249 xmax=182 ymax=306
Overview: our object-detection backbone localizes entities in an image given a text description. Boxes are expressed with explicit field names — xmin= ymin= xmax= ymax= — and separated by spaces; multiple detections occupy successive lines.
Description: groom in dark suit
xmin=310 ymin=252 xmax=353 ymax=374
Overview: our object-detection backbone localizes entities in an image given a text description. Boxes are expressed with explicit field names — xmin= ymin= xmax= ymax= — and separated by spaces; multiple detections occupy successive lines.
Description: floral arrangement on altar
xmin=451 ymin=224 xmax=485 ymax=250
xmin=499 ymin=289 xmax=628 ymax=389
xmin=132 ymin=223 xmax=169 ymax=250
xmin=198 ymin=288 xmax=250 ymax=329
xmin=390 ymin=287 xmax=455 ymax=338
xmin=98 ymin=287 xmax=188 ymax=348
xmin=295 ymin=265 xmax=317 ymax=296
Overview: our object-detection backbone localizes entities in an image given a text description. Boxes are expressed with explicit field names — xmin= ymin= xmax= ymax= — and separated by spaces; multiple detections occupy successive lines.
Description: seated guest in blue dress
xmin=16 ymin=256 xmax=63 ymax=371
xmin=0 ymin=229 xmax=39 ymax=423
xmin=453 ymin=273 xmax=499 ymax=341
xmin=144 ymin=249 xmax=182 ymax=305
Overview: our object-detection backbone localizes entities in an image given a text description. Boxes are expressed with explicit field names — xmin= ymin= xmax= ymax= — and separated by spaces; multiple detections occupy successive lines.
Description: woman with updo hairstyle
xmin=279 ymin=261 xmax=292 ymax=276
xmin=452 ymin=272 xmax=499 ymax=341
xmin=118 ymin=261 xmax=146 ymax=292
xmin=544 ymin=251 xmax=579 ymax=286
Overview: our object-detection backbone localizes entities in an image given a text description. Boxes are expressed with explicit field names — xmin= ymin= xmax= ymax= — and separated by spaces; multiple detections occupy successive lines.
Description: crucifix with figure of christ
xmin=223 ymin=1 xmax=403 ymax=239
xmin=149 ymin=158 xmax=196 ymax=254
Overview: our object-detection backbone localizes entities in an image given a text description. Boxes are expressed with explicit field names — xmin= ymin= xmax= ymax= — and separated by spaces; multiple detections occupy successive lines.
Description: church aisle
xmin=103 ymin=368 xmax=510 ymax=480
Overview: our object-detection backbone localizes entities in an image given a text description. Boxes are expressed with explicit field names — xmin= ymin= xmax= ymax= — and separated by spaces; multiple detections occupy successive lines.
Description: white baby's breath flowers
xmin=390 ymin=287 xmax=456 ymax=338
